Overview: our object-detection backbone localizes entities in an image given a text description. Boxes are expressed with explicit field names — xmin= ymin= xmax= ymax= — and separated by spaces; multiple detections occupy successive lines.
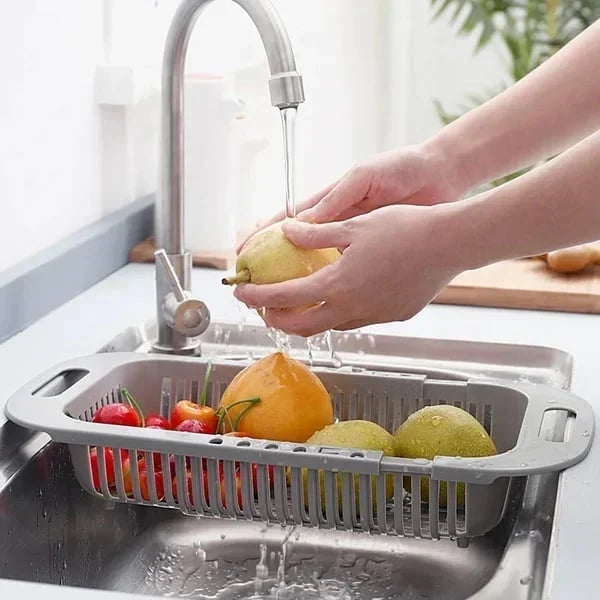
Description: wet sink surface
xmin=0 ymin=444 xmax=507 ymax=600
xmin=97 ymin=518 xmax=501 ymax=599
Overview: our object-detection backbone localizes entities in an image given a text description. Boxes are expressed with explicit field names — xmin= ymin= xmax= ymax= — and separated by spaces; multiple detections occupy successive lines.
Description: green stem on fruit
xmin=199 ymin=361 xmax=212 ymax=406
xmin=216 ymin=406 xmax=233 ymax=435
xmin=216 ymin=397 xmax=261 ymax=434
xmin=121 ymin=388 xmax=145 ymax=427
xmin=232 ymin=398 xmax=261 ymax=430
xmin=221 ymin=269 xmax=251 ymax=286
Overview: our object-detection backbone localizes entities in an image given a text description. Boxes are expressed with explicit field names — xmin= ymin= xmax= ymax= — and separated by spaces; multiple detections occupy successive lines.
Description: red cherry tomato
xmin=149 ymin=450 xmax=169 ymax=471
xmin=170 ymin=401 xmax=218 ymax=433
xmin=145 ymin=414 xmax=171 ymax=430
xmin=143 ymin=425 xmax=169 ymax=468
xmin=120 ymin=448 xmax=133 ymax=462
xmin=219 ymin=471 xmax=243 ymax=507
xmin=124 ymin=459 xmax=164 ymax=501
xmin=89 ymin=447 xmax=116 ymax=489
xmin=92 ymin=403 xmax=142 ymax=427
xmin=251 ymin=463 xmax=275 ymax=494
xmin=90 ymin=447 xmax=132 ymax=490
xmin=139 ymin=470 xmax=165 ymax=501
xmin=172 ymin=471 xmax=199 ymax=504
xmin=175 ymin=419 xmax=215 ymax=434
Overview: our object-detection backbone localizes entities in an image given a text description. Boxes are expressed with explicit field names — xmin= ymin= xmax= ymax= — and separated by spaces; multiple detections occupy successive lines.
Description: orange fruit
xmin=218 ymin=352 xmax=333 ymax=442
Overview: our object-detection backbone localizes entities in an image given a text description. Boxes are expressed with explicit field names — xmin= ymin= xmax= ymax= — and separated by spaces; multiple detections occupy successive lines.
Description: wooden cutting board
xmin=434 ymin=258 xmax=600 ymax=314
xmin=129 ymin=237 xmax=235 ymax=270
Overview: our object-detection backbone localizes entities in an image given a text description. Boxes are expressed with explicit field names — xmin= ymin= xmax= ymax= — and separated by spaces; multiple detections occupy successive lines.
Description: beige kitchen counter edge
xmin=0 ymin=262 xmax=597 ymax=600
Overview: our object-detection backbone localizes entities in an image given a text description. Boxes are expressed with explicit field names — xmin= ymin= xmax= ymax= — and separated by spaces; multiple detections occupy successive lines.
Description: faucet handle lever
xmin=155 ymin=249 xmax=186 ymax=302
xmin=154 ymin=249 xmax=210 ymax=338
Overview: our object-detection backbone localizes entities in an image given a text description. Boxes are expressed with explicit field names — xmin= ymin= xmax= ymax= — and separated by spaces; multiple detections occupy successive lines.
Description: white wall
xmin=0 ymin=0 xmax=507 ymax=272
xmin=385 ymin=1 xmax=507 ymax=148
xmin=0 ymin=0 xmax=105 ymax=272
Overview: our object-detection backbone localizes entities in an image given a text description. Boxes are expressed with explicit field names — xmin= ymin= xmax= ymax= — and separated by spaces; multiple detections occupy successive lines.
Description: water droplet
xmin=306 ymin=337 xmax=315 ymax=367
xmin=520 ymin=575 xmax=533 ymax=585
xmin=520 ymin=463 xmax=528 ymax=468
xmin=325 ymin=330 xmax=343 ymax=368
xmin=582 ymin=431 xmax=591 ymax=438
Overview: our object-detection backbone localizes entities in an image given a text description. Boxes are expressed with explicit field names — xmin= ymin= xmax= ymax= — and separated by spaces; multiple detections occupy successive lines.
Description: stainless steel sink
xmin=0 ymin=321 xmax=573 ymax=599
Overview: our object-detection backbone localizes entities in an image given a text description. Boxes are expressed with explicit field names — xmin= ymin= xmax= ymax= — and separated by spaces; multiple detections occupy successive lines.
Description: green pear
xmin=302 ymin=420 xmax=396 ymax=513
xmin=394 ymin=405 xmax=497 ymax=507
xmin=222 ymin=221 xmax=340 ymax=286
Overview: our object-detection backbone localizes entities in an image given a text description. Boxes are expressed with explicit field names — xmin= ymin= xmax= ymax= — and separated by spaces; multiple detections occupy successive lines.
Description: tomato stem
xmin=199 ymin=361 xmax=212 ymax=406
xmin=121 ymin=388 xmax=145 ymax=427
xmin=216 ymin=397 xmax=260 ymax=434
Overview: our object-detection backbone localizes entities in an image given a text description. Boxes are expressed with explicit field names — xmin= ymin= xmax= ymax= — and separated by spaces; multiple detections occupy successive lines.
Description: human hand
xmin=237 ymin=143 xmax=466 ymax=252
xmin=233 ymin=204 xmax=464 ymax=337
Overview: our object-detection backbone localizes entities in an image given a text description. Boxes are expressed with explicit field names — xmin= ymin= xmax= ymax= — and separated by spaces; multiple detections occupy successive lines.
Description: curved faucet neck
xmin=156 ymin=0 xmax=305 ymax=255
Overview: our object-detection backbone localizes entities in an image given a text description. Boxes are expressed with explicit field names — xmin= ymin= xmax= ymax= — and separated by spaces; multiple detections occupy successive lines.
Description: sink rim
xmin=98 ymin=319 xmax=574 ymax=389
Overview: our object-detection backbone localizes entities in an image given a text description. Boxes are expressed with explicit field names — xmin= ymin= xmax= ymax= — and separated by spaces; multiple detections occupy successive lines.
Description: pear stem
xmin=222 ymin=269 xmax=251 ymax=286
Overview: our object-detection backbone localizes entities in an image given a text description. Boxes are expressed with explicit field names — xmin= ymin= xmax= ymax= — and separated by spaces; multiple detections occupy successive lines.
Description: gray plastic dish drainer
xmin=5 ymin=352 xmax=594 ymax=540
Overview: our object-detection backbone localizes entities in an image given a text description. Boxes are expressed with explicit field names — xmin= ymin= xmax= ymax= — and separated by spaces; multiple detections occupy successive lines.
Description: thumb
xmin=282 ymin=219 xmax=353 ymax=250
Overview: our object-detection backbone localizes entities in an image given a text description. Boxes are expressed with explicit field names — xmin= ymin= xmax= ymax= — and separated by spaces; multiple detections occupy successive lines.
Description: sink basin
xmin=0 ymin=436 xmax=557 ymax=599
xmin=0 ymin=321 xmax=571 ymax=598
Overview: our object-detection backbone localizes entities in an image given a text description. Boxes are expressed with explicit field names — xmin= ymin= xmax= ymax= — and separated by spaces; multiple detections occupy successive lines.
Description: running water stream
xmin=258 ymin=108 xmax=342 ymax=368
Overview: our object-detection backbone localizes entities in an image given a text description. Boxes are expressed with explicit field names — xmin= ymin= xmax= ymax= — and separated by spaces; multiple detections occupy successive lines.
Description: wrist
xmin=432 ymin=193 xmax=498 ymax=273
xmin=421 ymin=130 xmax=476 ymax=201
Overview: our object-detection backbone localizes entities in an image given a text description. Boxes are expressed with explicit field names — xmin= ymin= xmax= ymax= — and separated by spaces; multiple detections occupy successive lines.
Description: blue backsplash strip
xmin=0 ymin=196 xmax=154 ymax=343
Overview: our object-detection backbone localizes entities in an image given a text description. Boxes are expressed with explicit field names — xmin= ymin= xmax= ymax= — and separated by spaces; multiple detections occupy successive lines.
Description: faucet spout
xmin=153 ymin=0 xmax=305 ymax=354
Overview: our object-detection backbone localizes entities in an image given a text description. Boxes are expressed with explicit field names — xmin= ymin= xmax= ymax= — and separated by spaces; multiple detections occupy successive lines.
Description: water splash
xmin=267 ymin=328 xmax=292 ymax=354
xmin=304 ymin=331 xmax=342 ymax=368
xmin=140 ymin=541 xmax=415 ymax=599
xmin=255 ymin=543 xmax=270 ymax=595
xmin=306 ymin=337 xmax=316 ymax=367
xmin=325 ymin=331 xmax=343 ymax=369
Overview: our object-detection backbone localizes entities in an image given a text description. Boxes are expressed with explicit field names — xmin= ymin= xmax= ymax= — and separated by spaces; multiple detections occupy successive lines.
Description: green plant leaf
xmin=430 ymin=0 xmax=600 ymax=154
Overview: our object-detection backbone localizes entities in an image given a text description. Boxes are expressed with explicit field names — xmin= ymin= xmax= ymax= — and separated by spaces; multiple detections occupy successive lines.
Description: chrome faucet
xmin=152 ymin=0 xmax=305 ymax=354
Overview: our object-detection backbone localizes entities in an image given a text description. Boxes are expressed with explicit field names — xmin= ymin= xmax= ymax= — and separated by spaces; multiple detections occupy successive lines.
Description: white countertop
xmin=0 ymin=262 xmax=597 ymax=599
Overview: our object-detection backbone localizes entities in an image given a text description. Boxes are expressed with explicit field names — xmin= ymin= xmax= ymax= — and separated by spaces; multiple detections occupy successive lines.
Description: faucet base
xmin=150 ymin=341 xmax=202 ymax=356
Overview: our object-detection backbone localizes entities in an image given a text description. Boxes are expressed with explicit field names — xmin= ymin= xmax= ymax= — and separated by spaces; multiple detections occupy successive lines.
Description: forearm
xmin=445 ymin=129 xmax=600 ymax=270
xmin=429 ymin=20 xmax=600 ymax=194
